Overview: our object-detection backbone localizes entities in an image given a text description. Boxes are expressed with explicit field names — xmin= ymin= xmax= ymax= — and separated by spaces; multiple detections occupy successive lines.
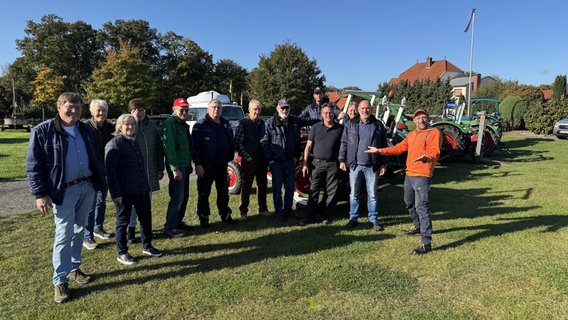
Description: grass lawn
xmin=1 ymin=130 xmax=568 ymax=319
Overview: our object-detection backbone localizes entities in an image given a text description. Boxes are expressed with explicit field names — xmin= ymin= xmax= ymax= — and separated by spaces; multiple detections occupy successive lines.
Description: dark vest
xmin=241 ymin=118 xmax=264 ymax=159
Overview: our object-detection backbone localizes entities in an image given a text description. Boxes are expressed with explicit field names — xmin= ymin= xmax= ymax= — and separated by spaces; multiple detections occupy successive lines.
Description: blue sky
xmin=1 ymin=0 xmax=566 ymax=92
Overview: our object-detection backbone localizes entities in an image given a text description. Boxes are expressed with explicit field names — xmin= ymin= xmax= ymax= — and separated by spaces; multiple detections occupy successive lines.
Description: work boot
xmin=54 ymin=283 xmax=70 ymax=304
xmin=68 ymin=268 xmax=91 ymax=285
xmin=402 ymin=225 xmax=420 ymax=235
xmin=412 ymin=243 xmax=432 ymax=255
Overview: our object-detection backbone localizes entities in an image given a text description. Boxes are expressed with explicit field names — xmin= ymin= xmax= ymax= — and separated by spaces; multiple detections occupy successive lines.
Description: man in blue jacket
xmin=26 ymin=92 xmax=106 ymax=304
xmin=261 ymin=98 xmax=302 ymax=221
xmin=299 ymin=87 xmax=344 ymax=125
xmin=338 ymin=100 xmax=388 ymax=231
xmin=192 ymin=99 xmax=236 ymax=228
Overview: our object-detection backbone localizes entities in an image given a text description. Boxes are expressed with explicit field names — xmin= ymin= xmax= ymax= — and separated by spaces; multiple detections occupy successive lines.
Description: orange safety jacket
xmin=380 ymin=128 xmax=442 ymax=178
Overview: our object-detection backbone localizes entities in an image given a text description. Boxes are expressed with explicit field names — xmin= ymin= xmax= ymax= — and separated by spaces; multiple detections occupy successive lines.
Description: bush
xmin=524 ymin=99 xmax=568 ymax=135
xmin=499 ymin=96 xmax=528 ymax=130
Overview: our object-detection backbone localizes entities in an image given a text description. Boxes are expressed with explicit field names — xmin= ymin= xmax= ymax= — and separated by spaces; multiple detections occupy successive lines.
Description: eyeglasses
xmin=280 ymin=106 xmax=289 ymax=110
xmin=175 ymin=108 xmax=189 ymax=113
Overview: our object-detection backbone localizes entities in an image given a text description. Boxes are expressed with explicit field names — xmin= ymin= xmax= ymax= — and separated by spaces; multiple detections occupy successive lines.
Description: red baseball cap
xmin=413 ymin=109 xmax=428 ymax=117
xmin=172 ymin=97 xmax=189 ymax=108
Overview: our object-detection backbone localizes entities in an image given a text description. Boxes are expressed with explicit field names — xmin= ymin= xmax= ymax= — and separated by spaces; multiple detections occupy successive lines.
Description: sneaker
xmin=117 ymin=252 xmax=136 ymax=265
xmin=200 ymin=219 xmax=212 ymax=229
xmin=372 ymin=221 xmax=384 ymax=232
xmin=68 ymin=268 xmax=91 ymax=285
xmin=412 ymin=243 xmax=432 ymax=255
xmin=221 ymin=215 xmax=236 ymax=224
xmin=322 ymin=219 xmax=331 ymax=225
xmin=298 ymin=219 xmax=314 ymax=226
xmin=142 ymin=246 xmax=163 ymax=257
xmin=54 ymin=283 xmax=70 ymax=304
xmin=83 ymin=237 xmax=97 ymax=250
xmin=402 ymin=225 xmax=420 ymax=235
xmin=345 ymin=220 xmax=358 ymax=229
xmin=177 ymin=222 xmax=195 ymax=232
xmin=127 ymin=227 xmax=136 ymax=244
xmin=286 ymin=211 xmax=301 ymax=219
xmin=164 ymin=229 xmax=185 ymax=238
xmin=93 ymin=228 xmax=111 ymax=240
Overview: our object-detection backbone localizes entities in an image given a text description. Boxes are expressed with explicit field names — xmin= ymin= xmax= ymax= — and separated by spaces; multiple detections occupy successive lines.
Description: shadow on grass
xmin=88 ymin=225 xmax=393 ymax=290
xmin=0 ymin=137 xmax=29 ymax=144
xmin=435 ymin=215 xmax=568 ymax=251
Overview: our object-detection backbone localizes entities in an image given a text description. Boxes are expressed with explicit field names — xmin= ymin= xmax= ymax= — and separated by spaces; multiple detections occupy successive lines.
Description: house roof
xmin=326 ymin=92 xmax=346 ymax=109
xmin=389 ymin=57 xmax=463 ymax=85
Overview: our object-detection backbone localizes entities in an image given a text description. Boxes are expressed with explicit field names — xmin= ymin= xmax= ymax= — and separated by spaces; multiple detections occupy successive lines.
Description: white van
xmin=186 ymin=90 xmax=245 ymax=133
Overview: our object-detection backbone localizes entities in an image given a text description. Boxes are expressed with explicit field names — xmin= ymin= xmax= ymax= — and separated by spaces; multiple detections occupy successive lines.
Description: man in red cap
xmin=162 ymin=97 xmax=194 ymax=237
xmin=366 ymin=109 xmax=442 ymax=255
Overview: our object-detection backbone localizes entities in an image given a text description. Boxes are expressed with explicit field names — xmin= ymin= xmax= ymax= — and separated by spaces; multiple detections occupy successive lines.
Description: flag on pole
xmin=464 ymin=9 xmax=475 ymax=32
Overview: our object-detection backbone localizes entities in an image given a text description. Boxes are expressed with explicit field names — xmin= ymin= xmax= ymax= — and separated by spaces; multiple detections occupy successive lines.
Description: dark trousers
xmin=403 ymin=175 xmax=432 ymax=245
xmin=197 ymin=164 xmax=231 ymax=221
xmin=115 ymin=192 xmax=153 ymax=255
xmin=164 ymin=166 xmax=190 ymax=233
xmin=239 ymin=158 xmax=268 ymax=214
xmin=305 ymin=159 xmax=340 ymax=222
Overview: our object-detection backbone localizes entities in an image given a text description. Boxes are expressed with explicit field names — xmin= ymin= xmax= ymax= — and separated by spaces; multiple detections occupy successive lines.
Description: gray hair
xmin=114 ymin=114 xmax=137 ymax=135
xmin=89 ymin=99 xmax=108 ymax=113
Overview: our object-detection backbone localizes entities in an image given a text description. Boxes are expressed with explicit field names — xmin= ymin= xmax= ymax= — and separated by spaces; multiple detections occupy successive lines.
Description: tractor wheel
xmin=294 ymin=159 xmax=311 ymax=195
xmin=434 ymin=124 xmax=470 ymax=160
xmin=227 ymin=161 xmax=242 ymax=195
xmin=470 ymin=127 xmax=496 ymax=156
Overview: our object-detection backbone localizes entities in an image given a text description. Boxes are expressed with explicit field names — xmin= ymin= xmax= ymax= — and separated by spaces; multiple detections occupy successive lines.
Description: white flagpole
xmin=465 ymin=9 xmax=476 ymax=116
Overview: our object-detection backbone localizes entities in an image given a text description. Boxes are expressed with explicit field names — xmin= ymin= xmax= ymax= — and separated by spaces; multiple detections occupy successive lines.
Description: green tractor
xmin=459 ymin=98 xmax=502 ymax=155
xmin=431 ymin=98 xmax=502 ymax=160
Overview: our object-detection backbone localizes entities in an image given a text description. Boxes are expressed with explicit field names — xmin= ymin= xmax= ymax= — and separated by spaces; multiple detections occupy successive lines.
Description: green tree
xmin=212 ymin=59 xmax=248 ymax=102
xmin=15 ymin=14 xmax=103 ymax=93
xmin=552 ymin=75 xmax=567 ymax=101
xmin=157 ymin=32 xmax=215 ymax=111
xmin=377 ymin=78 xmax=453 ymax=116
xmin=525 ymin=99 xmax=568 ymax=135
xmin=473 ymin=76 xmax=518 ymax=100
xmin=247 ymin=41 xmax=325 ymax=114
xmin=499 ymin=84 xmax=543 ymax=104
xmin=85 ymin=43 xmax=156 ymax=118
xmin=30 ymin=65 xmax=67 ymax=113
xmin=499 ymin=95 xmax=528 ymax=130
xmin=98 ymin=19 xmax=161 ymax=67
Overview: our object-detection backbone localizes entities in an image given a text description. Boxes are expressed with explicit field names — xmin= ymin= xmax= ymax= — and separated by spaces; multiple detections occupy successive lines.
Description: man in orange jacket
xmin=366 ymin=109 xmax=442 ymax=255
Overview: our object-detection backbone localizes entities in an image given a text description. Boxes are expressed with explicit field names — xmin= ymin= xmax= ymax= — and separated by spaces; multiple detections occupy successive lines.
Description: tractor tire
xmin=470 ymin=127 xmax=496 ymax=156
xmin=294 ymin=159 xmax=311 ymax=195
xmin=227 ymin=161 xmax=242 ymax=195
xmin=434 ymin=124 xmax=470 ymax=160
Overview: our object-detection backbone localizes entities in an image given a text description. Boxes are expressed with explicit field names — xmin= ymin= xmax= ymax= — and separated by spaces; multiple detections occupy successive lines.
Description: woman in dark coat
xmin=105 ymin=114 xmax=162 ymax=265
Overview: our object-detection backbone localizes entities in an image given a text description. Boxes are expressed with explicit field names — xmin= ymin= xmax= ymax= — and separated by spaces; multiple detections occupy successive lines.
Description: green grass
xmin=1 ymin=132 xmax=568 ymax=319
xmin=0 ymin=131 xmax=30 ymax=180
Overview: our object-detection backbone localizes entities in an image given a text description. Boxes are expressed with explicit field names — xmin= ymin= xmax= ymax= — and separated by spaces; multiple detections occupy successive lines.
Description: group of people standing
xmin=26 ymin=87 xmax=442 ymax=304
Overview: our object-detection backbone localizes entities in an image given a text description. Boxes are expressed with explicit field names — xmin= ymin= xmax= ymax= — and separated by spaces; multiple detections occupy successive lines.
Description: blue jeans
xmin=52 ymin=180 xmax=95 ymax=285
xmin=164 ymin=167 xmax=191 ymax=233
xmin=269 ymin=160 xmax=295 ymax=218
xmin=84 ymin=188 xmax=107 ymax=238
xmin=348 ymin=165 xmax=378 ymax=223
xmin=404 ymin=175 xmax=432 ymax=245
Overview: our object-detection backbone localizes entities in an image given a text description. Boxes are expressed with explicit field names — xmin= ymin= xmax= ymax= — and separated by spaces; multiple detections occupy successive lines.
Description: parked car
xmin=147 ymin=114 xmax=171 ymax=132
xmin=186 ymin=91 xmax=245 ymax=133
xmin=553 ymin=116 xmax=568 ymax=139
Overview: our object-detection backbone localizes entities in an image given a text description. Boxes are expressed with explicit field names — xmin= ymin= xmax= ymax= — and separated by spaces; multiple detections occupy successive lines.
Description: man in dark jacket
xmin=234 ymin=99 xmax=270 ymax=221
xmin=83 ymin=99 xmax=114 ymax=250
xmin=261 ymin=98 xmax=302 ymax=221
xmin=338 ymin=100 xmax=388 ymax=231
xmin=26 ymin=92 xmax=106 ymax=304
xmin=299 ymin=87 xmax=344 ymax=125
xmin=192 ymin=99 xmax=235 ymax=228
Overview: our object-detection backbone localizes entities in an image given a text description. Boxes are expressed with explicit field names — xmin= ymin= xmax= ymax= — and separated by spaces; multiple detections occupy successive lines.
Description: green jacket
xmin=162 ymin=113 xmax=193 ymax=171
xmin=136 ymin=116 xmax=165 ymax=191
